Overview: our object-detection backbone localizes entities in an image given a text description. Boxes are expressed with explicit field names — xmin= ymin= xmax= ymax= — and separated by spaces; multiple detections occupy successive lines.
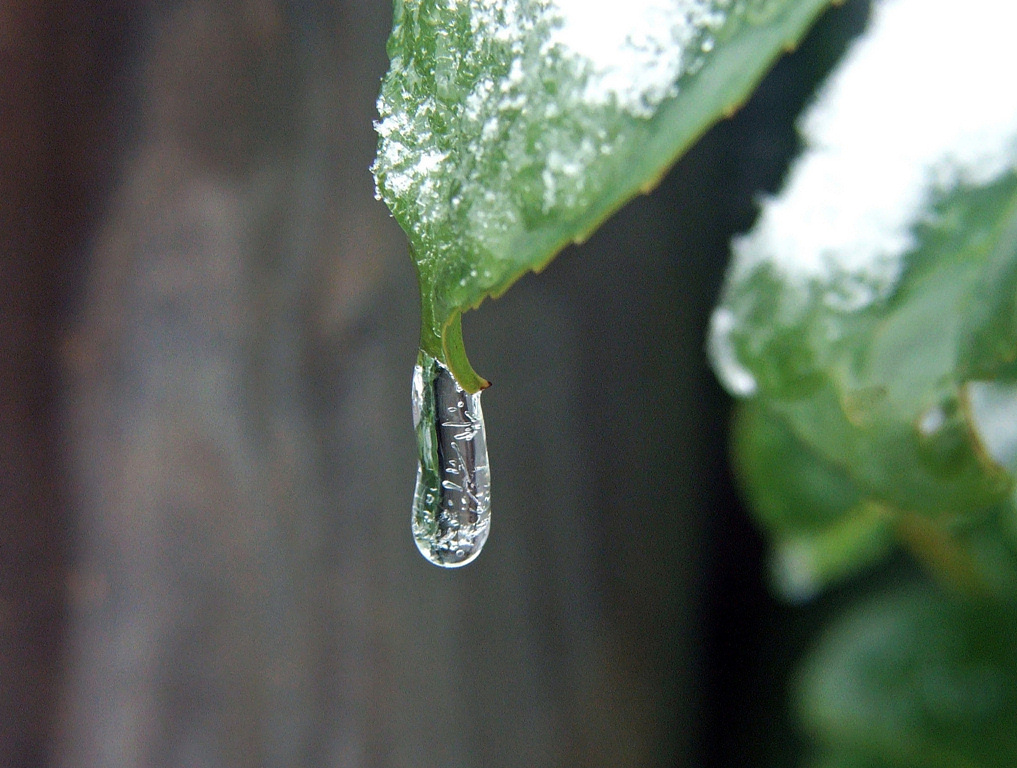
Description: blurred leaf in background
xmin=709 ymin=0 xmax=1017 ymax=765
xmin=798 ymin=583 xmax=1017 ymax=768
xmin=710 ymin=0 xmax=1017 ymax=599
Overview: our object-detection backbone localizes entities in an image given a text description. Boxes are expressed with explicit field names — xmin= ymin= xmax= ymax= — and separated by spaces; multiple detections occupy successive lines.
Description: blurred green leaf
xmin=796 ymin=583 xmax=1017 ymax=768
xmin=717 ymin=172 xmax=1017 ymax=588
xmin=804 ymin=752 xmax=895 ymax=768
xmin=732 ymin=401 xmax=893 ymax=598
xmin=709 ymin=0 xmax=1017 ymax=592
xmin=374 ymin=0 xmax=832 ymax=389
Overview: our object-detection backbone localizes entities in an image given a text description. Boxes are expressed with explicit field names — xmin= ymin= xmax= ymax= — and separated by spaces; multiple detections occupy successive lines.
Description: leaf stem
xmin=441 ymin=313 xmax=489 ymax=394
xmin=416 ymin=265 xmax=488 ymax=393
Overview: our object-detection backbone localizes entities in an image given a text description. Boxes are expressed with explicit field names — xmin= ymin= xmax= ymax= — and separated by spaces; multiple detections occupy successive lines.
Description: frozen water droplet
xmin=411 ymin=350 xmax=491 ymax=567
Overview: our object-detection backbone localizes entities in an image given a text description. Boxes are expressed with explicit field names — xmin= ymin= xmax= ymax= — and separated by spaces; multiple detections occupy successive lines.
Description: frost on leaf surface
xmin=713 ymin=0 xmax=1017 ymax=354
xmin=375 ymin=0 xmax=732 ymax=321
xmin=710 ymin=0 xmax=1017 ymax=595
xmin=373 ymin=0 xmax=832 ymax=362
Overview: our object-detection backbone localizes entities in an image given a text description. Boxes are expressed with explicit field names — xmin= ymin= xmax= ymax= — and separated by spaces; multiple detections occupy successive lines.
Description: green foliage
xmin=798 ymin=583 xmax=1017 ymax=768
xmin=705 ymin=0 xmax=1017 ymax=760
xmin=732 ymin=400 xmax=894 ymax=598
xmin=719 ymin=173 xmax=1017 ymax=597
xmin=374 ymin=0 xmax=831 ymax=390
xmin=373 ymin=0 xmax=1017 ymax=765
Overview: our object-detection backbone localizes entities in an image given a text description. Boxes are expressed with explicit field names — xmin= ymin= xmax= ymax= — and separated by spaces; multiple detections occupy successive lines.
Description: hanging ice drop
xmin=411 ymin=350 xmax=491 ymax=567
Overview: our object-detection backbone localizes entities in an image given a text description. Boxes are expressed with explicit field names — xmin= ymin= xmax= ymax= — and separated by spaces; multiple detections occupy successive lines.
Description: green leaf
xmin=732 ymin=400 xmax=865 ymax=533
xmin=718 ymin=171 xmax=1017 ymax=547
xmin=803 ymin=752 xmax=895 ymax=768
xmin=804 ymin=752 xmax=901 ymax=768
xmin=374 ymin=0 xmax=833 ymax=389
xmin=732 ymin=400 xmax=893 ymax=598
xmin=718 ymin=172 xmax=1017 ymax=594
xmin=709 ymin=0 xmax=1017 ymax=586
xmin=796 ymin=583 xmax=1017 ymax=768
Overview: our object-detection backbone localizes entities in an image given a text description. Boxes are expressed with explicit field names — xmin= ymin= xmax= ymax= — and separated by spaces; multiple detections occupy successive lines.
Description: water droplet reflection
xmin=411 ymin=350 xmax=492 ymax=567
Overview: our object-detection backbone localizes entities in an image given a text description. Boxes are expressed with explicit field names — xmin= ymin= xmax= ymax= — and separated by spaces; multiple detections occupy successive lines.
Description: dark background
xmin=1 ymin=1 xmax=868 ymax=765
